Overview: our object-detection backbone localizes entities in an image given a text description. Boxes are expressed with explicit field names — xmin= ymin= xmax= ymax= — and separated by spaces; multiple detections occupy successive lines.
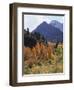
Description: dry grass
xmin=24 ymin=42 xmax=63 ymax=74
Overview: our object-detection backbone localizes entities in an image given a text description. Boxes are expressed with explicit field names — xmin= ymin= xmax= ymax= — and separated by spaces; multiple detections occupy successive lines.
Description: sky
xmin=24 ymin=15 xmax=64 ymax=32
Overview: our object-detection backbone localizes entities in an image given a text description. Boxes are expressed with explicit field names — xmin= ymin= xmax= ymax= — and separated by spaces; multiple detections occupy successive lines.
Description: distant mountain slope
xmin=50 ymin=20 xmax=63 ymax=32
xmin=32 ymin=21 xmax=63 ymax=43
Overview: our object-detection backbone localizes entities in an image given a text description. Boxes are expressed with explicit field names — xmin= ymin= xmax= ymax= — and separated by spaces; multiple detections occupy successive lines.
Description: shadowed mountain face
xmin=32 ymin=21 xmax=63 ymax=43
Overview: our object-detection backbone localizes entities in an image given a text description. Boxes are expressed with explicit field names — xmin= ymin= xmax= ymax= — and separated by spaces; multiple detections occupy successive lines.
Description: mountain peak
xmin=41 ymin=21 xmax=48 ymax=25
xmin=32 ymin=21 xmax=63 ymax=43
xmin=50 ymin=20 xmax=63 ymax=32
xmin=36 ymin=21 xmax=49 ymax=29
xmin=50 ymin=20 xmax=62 ymax=25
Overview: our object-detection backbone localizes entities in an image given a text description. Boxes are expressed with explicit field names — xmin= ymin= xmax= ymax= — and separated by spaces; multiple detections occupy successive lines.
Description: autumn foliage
xmin=24 ymin=29 xmax=63 ymax=74
xmin=24 ymin=42 xmax=63 ymax=74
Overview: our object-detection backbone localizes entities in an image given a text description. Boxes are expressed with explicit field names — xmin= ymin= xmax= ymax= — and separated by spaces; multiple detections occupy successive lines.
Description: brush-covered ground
xmin=24 ymin=42 xmax=63 ymax=74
